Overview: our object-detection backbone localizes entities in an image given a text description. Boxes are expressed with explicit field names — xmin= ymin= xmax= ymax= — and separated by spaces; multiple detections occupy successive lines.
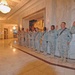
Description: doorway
xmin=4 ymin=28 xmax=8 ymax=39
xmin=23 ymin=9 xmax=45 ymax=31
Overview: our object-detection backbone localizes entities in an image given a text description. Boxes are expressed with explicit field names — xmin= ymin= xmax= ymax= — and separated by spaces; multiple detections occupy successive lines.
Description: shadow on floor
xmin=16 ymin=60 xmax=57 ymax=75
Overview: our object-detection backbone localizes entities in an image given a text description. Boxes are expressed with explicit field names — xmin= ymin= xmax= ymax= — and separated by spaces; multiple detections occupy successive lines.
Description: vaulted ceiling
xmin=0 ymin=0 xmax=21 ymax=19
xmin=0 ymin=0 xmax=31 ymax=24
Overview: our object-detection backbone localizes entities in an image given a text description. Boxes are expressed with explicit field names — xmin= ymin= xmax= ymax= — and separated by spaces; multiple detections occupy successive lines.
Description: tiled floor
xmin=0 ymin=39 xmax=75 ymax=75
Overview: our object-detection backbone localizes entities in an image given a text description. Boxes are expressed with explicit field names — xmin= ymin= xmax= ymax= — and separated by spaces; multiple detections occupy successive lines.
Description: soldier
xmin=47 ymin=25 xmax=58 ymax=57
xmin=35 ymin=28 xmax=42 ymax=52
xmin=20 ymin=28 xmax=25 ymax=46
xmin=69 ymin=21 xmax=75 ymax=59
xmin=71 ymin=21 xmax=75 ymax=33
xmin=28 ymin=30 xmax=32 ymax=48
xmin=56 ymin=22 xmax=72 ymax=62
xmin=33 ymin=28 xmax=39 ymax=49
xmin=25 ymin=28 xmax=29 ymax=47
xmin=31 ymin=28 xmax=35 ymax=49
xmin=41 ymin=27 xmax=48 ymax=55
xmin=18 ymin=29 xmax=21 ymax=45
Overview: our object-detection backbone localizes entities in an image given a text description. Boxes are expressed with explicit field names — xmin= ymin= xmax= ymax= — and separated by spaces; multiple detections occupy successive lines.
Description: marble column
xmin=22 ymin=19 xmax=29 ymax=31
xmin=71 ymin=0 xmax=75 ymax=26
xmin=45 ymin=0 xmax=57 ymax=29
xmin=45 ymin=0 xmax=53 ymax=29
xmin=56 ymin=0 xmax=72 ymax=28
xmin=18 ymin=18 xmax=22 ymax=30
xmin=45 ymin=0 xmax=72 ymax=28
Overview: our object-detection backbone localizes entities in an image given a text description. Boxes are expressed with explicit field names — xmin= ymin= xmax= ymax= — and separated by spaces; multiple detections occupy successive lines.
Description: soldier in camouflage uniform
xmin=56 ymin=22 xmax=72 ymax=62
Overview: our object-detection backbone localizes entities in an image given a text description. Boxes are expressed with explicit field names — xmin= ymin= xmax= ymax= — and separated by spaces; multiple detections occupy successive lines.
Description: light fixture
xmin=0 ymin=0 xmax=11 ymax=14
xmin=10 ymin=29 xmax=12 ymax=32
xmin=13 ymin=26 xmax=16 ymax=30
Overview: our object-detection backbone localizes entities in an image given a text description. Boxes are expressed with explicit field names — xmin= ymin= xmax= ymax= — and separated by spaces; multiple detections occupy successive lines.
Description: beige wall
xmin=0 ymin=24 xmax=18 ymax=39
xmin=22 ymin=19 xmax=29 ymax=31
xmin=0 ymin=24 xmax=4 ymax=39
xmin=18 ymin=0 xmax=45 ymax=30
xmin=17 ymin=0 xmax=75 ymax=30
xmin=0 ymin=0 xmax=75 ymax=35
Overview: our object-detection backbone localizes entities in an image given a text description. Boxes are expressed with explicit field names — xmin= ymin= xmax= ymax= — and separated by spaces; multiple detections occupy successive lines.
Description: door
xmin=4 ymin=28 xmax=8 ymax=39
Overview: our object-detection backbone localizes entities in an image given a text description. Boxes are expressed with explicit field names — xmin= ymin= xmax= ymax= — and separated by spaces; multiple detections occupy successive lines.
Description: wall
xmin=22 ymin=19 xmax=29 ymax=31
xmin=17 ymin=0 xmax=75 ymax=30
xmin=45 ymin=0 xmax=75 ymax=29
xmin=0 ymin=24 xmax=4 ymax=39
xmin=0 ymin=24 xmax=18 ymax=39
xmin=18 ymin=0 xmax=45 ymax=30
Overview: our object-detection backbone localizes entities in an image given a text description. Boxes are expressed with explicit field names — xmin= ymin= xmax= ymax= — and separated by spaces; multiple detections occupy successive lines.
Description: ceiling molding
xmin=11 ymin=0 xmax=21 ymax=3
xmin=23 ymin=9 xmax=45 ymax=20
xmin=20 ymin=0 xmax=45 ymax=20
xmin=7 ymin=0 xmax=39 ymax=20
xmin=6 ymin=0 xmax=31 ymax=19
xmin=8 ymin=0 xmax=45 ymax=20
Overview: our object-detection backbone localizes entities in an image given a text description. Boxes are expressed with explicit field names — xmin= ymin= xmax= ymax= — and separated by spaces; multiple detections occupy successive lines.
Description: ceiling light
xmin=0 ymin=0 xmax=11 ymax=14
xmin=13 ymin=26 xmax=16 ymax=30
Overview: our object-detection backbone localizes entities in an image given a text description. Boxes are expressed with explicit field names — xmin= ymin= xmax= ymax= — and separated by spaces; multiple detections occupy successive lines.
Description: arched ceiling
xmin=0 ymin=0 xmax=31 ymax=24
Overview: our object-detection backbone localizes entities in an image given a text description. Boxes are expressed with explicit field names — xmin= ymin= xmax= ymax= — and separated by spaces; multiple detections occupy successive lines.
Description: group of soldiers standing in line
xmin=18 ymin=21 xmax=75 ymax=62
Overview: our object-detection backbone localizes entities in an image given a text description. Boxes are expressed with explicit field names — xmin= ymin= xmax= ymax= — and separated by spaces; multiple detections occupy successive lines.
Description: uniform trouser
xmin=21 ymin=38 xmax=25 ymax=46
xmin=18 ymin=37 xmax=21 ymax=45
xmin=33 ymin=39 xmax=36 ymax=49
xmin=29 ymin=39 xmax=30 ymax=47
xmin=34 ymin=39 xmax=36 ymax=49
xmin=27 ymin=39 xmax=29 ymax=47
xmin=48 ymin=41 xmax=56 ymax=56
xmin=24 ymin=38 xmax=26 ymax=46
xmin=56 ymin=41 xmax=69 ymax=59
xmin=42 ymin=40 xmax=48 ymax=53
xmin=29 ymin=39 xmax=32 ymax=48
xmin=25 ymin=39 xmax=28 ymax=47
xmin=35 ymin=40 xmax=40 ymax=51
xmin=30 ymin=39 xmax=35 ymax=49
xmin=29 ymin=39 xmax=34 ymax=48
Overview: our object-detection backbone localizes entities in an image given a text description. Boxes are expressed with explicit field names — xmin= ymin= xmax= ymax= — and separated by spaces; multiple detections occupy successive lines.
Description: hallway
xmin=0 ymin=39 xmax=55 ymax=75
xmin=0 ymin=39 xmax=75 ymax=75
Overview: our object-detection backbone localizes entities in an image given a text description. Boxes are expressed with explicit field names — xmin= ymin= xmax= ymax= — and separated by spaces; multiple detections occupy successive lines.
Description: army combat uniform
xmin=69 ymin=26 xmax=75 ymax=59
xmin=20 ymin=31 xmax=25 ymax=46
xmin=41 ymin=31 xmax=48 ymax=54
xmin=47 ymin=30 xmax=58 ymax=56
xmin=35 ymin=31 xmax=42 ymax=52
xmin=56 ymin=28 xmax=72 ymax=61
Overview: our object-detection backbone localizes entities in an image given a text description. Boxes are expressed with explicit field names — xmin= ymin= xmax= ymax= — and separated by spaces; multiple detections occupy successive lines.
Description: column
xmin=45 ymin=0 xmax=53 ymax=29
xmin=22 ymin=19 xmax=29 ymax=31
